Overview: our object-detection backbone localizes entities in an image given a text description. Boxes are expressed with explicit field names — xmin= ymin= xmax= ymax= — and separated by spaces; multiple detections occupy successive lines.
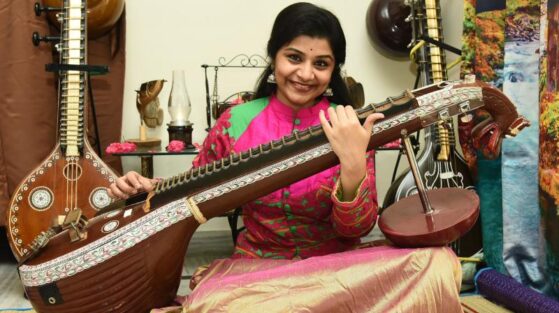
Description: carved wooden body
xmin=7 ymin=141 xmax=115 ymax=261
xmin=6 ymin=0 xmax=117 ymax=262
xmin=19 ymin=80 xmax=528 ymax=313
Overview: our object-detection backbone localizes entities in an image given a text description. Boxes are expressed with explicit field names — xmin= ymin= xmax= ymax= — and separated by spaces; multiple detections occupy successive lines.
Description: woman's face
xmin=273 ymin=35 xmax=335 ymax=110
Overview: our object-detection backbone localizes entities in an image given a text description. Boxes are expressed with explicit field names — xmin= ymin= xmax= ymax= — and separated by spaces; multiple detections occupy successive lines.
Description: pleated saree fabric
xmin=153 ymin=245 xmax=463 ymax=313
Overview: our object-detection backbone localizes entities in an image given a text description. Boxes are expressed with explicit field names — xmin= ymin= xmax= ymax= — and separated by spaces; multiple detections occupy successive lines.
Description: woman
xmin=110 ymin=3 xmax=463 ymax=312
xmin=110 ymin=2 xmax=383 ymax=260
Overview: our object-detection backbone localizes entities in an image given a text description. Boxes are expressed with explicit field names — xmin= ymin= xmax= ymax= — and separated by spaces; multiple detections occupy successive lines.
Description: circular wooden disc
xmin=378 ymin=188 xmax=480 ymax=248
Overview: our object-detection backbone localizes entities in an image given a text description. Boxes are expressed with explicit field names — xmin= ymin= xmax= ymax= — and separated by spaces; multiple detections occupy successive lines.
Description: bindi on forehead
xmin=283 ymin=45 xmax=334 ymax=60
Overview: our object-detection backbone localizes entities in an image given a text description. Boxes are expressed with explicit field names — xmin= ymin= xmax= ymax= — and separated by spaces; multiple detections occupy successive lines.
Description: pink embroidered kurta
xmin=193 ymin=95 xmax=378 ymax=259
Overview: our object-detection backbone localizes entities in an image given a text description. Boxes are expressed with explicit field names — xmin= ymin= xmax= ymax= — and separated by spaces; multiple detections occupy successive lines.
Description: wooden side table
xmin=111 ymin=147 xmax=199 ymax=178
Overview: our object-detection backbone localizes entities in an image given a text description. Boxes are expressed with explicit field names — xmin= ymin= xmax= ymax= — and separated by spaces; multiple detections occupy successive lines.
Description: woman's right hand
xmin=107 ymin=171 xmax=158 ymax=200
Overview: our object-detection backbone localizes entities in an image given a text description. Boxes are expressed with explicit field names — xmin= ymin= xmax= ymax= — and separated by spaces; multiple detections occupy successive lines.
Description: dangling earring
xmin=267 ymin=72 xmax=276 ymax=84
xmin=323 ymin=87 xmax=333 ymax=97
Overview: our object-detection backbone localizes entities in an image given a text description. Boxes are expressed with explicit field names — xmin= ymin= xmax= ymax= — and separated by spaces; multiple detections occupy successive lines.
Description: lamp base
xmin=167 ymin=124 xmax=194 ymax=149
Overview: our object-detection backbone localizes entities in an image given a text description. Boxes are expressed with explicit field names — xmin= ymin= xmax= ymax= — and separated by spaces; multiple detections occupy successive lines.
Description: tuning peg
xmin=32 ymin=32 xmax=60 ymax=46
xmin=34 ymin=2 xmax=62 ymax=17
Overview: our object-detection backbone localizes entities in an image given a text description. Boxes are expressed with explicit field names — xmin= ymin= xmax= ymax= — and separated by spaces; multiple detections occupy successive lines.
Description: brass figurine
xmin=131 ymin=79 xmax=166 ymax=147
xmin=136 ymin=80 xmax=166 ymax=128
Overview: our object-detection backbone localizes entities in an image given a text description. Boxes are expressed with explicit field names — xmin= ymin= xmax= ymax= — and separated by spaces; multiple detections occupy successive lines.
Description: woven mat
xmin=461 ymin=295 xmax=513 ymax=313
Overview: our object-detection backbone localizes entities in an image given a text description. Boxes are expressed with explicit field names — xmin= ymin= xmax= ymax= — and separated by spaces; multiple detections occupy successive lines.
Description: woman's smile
xmin=290 ymin=80 xmax=314 ymax=92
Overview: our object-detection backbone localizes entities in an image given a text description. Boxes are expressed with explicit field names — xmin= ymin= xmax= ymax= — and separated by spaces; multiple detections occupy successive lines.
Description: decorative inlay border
xmin=191 ymin=116 xmax=415 ymax=205
xmin=85 ymin=151 xmax=116 ymax=183
xmin=191 ymin=85 xmax=482 ymax=206
xmin=19 ymin=199 xmax=192 ymax=287
xmin=9 ymin=152 xmax=61 ymax=254
xmin=415 ymin=87 xmax=482 ymax=109
xmin=192 ymin=145 xmax=333 ymax=204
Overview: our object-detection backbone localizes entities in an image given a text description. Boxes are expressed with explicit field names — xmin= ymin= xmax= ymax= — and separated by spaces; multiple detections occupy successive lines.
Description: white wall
xmin=122 ymin=0 xmax=464 ymax=231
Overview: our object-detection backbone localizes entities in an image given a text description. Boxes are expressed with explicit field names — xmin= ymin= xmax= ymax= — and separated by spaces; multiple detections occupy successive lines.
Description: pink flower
xmin=105 ymin=142 xmax=137 ymax=154
xmin=166 ymin=140 xmax=185 ymax=152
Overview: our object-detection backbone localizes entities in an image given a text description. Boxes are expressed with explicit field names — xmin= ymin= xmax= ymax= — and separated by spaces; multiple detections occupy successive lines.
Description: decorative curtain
xmin=539 ymin=0 xmax=559 ymax=298
xmin=461 ymin=0 xmax=558 ymax=297
xmin=0 ymin=0 xmax=125 ymax=226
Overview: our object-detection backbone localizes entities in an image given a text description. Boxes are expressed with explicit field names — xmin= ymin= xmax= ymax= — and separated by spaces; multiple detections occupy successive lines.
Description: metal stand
xmin=401 ymin=129 xmax=433 ymax=214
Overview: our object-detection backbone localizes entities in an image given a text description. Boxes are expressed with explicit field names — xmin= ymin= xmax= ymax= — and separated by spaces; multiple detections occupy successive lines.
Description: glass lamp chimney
xmin=168 ymin=70 xmax=192 ymax=126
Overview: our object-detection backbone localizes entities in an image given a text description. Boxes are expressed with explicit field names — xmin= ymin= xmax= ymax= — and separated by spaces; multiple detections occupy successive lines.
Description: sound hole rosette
xmin=28 ymin=187 xmax=54 ymax=211
xmin=89 ymin=187 xmax=112 ymax=210
xmin=378 ymin=188 xmax=480 ymax=247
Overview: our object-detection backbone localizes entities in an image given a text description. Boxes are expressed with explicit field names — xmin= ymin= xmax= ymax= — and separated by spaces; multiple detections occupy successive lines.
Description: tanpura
xmin=6 ymin=0 xmax=118 ymax=262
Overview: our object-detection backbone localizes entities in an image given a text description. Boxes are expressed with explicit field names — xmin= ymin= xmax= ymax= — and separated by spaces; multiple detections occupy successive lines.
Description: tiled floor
xmin=0 ymin=228 xmax=31 ymax=310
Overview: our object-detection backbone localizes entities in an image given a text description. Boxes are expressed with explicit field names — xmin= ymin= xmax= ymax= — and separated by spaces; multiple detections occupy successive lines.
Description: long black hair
xmin=253 ymin=2 xmax=353 ymax=107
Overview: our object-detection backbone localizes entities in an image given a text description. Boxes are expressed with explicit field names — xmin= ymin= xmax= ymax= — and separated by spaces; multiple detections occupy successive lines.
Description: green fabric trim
xmin=225 ymin=97 xmax=269 ymax=140
xmin=226 ymin=98 xmax=337 ymax=141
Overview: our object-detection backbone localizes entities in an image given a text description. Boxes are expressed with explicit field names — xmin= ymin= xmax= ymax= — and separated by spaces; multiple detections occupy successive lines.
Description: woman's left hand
xmin=319 ymin=106 xmax=384 ymax=200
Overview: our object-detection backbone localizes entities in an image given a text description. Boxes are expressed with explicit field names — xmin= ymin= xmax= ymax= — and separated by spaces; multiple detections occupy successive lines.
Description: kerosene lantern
xmin=167 ymin=70 xmax=194 ymax=148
